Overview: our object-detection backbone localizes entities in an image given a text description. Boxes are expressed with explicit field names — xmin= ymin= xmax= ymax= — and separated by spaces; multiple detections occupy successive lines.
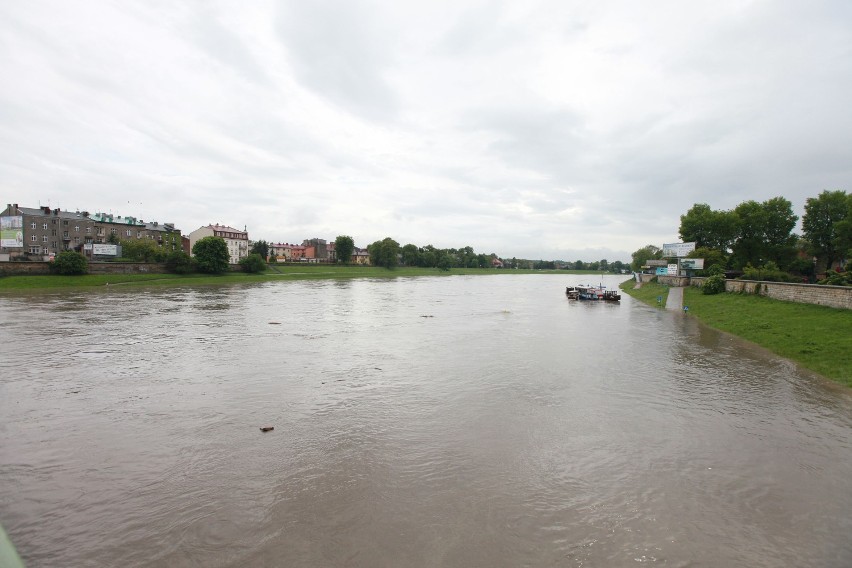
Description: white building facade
xmin=188 ymin=224 xmax=249 ymax=264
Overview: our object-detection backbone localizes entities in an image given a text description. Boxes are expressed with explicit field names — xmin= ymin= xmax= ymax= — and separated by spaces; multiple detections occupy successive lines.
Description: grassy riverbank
xmin=0 ymin=265 xmax=606 ymax=290
xmin=620 ymin=280 xmax=852 ymax=387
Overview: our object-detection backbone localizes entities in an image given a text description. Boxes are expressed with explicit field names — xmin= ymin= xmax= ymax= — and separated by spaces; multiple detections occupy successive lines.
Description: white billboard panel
xmin=1 ymin=216 xmax=23 ymax=247
xmin=680 ymin=258 xmax=705 ymax=270
xmin=92 ymin=244 xmax=119 ymax=256
xmin=662 ymin=242 xmax=696 ymax=257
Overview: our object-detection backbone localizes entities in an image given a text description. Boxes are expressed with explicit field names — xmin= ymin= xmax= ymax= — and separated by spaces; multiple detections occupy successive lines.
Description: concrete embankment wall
xmin=1 ymin=261 xmax=249 ymax=276
xmin=0 ymin=262 xmax=168 ymax=276
xmin=690 ymin=277 xmax=851 ymax=310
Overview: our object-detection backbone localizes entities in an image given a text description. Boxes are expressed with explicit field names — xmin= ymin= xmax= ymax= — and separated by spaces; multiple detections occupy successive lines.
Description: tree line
xmin=629 ymin=190 xmax=851 ymax=284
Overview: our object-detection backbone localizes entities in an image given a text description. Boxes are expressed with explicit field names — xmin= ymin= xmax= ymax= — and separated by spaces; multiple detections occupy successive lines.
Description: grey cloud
xmin=275 ymin=0 xmax=399 ymax=121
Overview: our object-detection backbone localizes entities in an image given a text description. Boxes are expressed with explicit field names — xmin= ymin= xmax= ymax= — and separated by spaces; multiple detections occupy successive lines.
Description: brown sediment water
xmin=1 ymin=275 xmax=850 ymax=567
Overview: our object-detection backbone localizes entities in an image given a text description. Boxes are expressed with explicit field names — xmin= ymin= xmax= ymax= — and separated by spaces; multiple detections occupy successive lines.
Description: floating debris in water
xmin=260 ymin=426 xmax=274 ymax=432
xmin=268 ymin=322 xmax=282 ymax=325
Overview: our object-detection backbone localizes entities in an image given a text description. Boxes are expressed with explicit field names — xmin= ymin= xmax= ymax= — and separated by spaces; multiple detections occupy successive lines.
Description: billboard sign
xmin=680 ymin=258 xmax=705 ymax=270
xmin=1 ymin=216 xmax=24 ymax=248
xmin=92 ymin=244 xmax=120 ymax=256
xmin=667 ymin=264 xmax=678 ymax=275
xmin=655 ymin=267 xmax=668 ymax=275
xmin=662 ymin=242 xmax=696 ymax=257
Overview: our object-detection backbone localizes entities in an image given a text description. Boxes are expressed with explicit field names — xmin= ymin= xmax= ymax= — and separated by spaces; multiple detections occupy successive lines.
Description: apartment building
xmin=1 ymin=204 xmax=96 ymax=259
xmin=189 ymin=224 xmax=249 ymax=264
xmin=0 ymin=204 xmax=183 ymax=260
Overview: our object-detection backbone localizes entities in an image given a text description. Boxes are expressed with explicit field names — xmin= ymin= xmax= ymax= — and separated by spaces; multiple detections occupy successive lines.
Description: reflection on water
xmin=1 ymin=275 xmax=850 ymax=567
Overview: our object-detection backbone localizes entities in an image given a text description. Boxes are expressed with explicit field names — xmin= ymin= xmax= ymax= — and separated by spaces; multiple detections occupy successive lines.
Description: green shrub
xmin=740 ymin=262 xmax=797 ymax=282
xmin=51 ymin=251 xmax=88 ymax=275
xmin=818 ymin=269 xmax=851 ymax=286
xmin=165 ymin=251 xmax=195 ymax=274
xmin=707 ymin=264 xmax=725 ymax=276
xmin=239 ymin=253 xmax=266 ymax=273
xmin=702 ymin=274 xmax=726 ymax=295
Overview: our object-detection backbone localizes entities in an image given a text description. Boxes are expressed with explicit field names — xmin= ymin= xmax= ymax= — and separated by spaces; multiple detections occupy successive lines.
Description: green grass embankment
xmin=0 ymin=265 xmax=603 ymax=291
xmin=620 ymin=280 xmax=852 ymax=387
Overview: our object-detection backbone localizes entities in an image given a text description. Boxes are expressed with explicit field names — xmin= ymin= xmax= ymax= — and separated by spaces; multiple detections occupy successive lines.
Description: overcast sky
xmin=2 ymin=1 xmax=850 ymax=261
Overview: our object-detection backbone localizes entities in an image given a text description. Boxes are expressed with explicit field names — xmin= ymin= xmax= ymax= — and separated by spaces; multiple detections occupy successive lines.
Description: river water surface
xmin=1 ymin=275 xmax=850 ymax=567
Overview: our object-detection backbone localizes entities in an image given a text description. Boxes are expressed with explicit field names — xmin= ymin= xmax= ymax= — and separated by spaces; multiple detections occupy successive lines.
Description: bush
xmin=702 ymin=274 xmax=726 ymax=295
xmin=51 ymin=251 xmax=88 ymax=275
xmin=818 ymin=269 xmax=852 ymax=286
xmin=706 ymin=264 xmax=725 ymax=276
xmin=239 ymin=253 xmax=266 ymax=273
xmin=165 ymin=251 xmax=195 ymax=274
xmin=740 ymin=262 xmax=797 ymax=283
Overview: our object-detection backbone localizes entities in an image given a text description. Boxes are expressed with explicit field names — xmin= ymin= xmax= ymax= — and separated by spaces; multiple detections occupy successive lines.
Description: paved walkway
xmin=665 ymin=286 xmax=684 ymax=310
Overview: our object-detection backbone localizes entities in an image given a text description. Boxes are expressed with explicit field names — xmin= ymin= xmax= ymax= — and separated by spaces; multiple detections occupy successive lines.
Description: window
xmin=63 ymin=220 xmax=68 ymax=225
xmin=42 ymin=223 xmax=47 ymax=230
xmin=126 ymin=229 xmax=132 ymax=237
xmin=31 ymin=222 xmax=36 ymax=229
xmin=86 ymin=227 xmax=91 ymax=233
xmin=111 ymin=228 xmax=117 ymax=235
xmin=63 ymin=231 xmax=69 ymax=238
xmin=43 ymin=236 xmax=47 ymax=242
xmin=137 ymin=231 xmax=141 ymax=238
xmin=31 ymin=235 xmax=36 ymax=242
xmin=42 ymin=246 xmax=49 ymax=254
xmin=29 ymin=246 xmax=40 ymax=254
xmin=74 ymin=237 xmax=80 ymax=243
xmin=74 ymin=226 xmax=79 ymax=232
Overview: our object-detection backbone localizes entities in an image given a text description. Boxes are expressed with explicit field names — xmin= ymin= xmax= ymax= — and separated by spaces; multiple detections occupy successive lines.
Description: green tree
xmin=832 ymin=193 xmax=852 ymax=264
xmin=250 ymin=239 xmax=270 ymax=260
xmin=367 ymin=237 xmax=400 ymax=269
xmin=334 ymin=235 xmax=355 ymax=265
xmin=679 ymin=203 xmax=739 ymax=251
xmin=192 ymin=236 xmax=230 ymax=274
xmin=52 ymin=250 xmax=88 ymax=275
xmin=436 ymin=253 xmax=453 ymax=271
xmin=400 ymin=244 xmax=420 ymax=266
xmin=730 ymin=197 xmax=798 ymax=270
xmin=165 ymin=250 xmax=194 ymax=274
xmin=239 ymin=253 xmax=267 ymax=273
xmin=630 ymin=245 xmax=662 ymax=272
xmin=688 ymin=247 xmax=728 ymax=274
xmin=120 ymin=238 xmax=166 ymax=262
xmin=802 ymin=190 xmax=849 ymax=271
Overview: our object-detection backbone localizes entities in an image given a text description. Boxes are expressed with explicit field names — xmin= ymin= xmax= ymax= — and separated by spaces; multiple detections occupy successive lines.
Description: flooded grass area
xmin=623 ymin=280 xmax=852 ymax=386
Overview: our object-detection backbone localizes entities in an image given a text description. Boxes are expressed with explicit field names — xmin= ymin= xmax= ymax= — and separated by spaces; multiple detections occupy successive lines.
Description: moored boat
xmin=566 ymin=284 xmax=621 ymax=302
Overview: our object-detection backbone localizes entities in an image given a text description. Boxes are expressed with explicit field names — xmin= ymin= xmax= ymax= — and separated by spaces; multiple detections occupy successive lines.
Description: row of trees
xmin=629 ymin=190 xmax=851 ymax=281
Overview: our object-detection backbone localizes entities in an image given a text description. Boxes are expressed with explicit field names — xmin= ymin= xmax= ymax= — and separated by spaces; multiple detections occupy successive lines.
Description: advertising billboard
xmin=667 ymin=264 xmax=678 ymax=275
xmin=1 ymin=216 xmax=24 ymax=248
xmin=662 ymin=242 xmax=696 ymax=257
xmin=680 ymin=258 xmax=705 ymax=270
xmin=92 ymin=244 xmax=120 ymax=256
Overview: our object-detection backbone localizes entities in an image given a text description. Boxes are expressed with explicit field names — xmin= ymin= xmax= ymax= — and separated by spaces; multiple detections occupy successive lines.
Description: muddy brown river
xmin=1 ymin=275 xmax=850 ymax=567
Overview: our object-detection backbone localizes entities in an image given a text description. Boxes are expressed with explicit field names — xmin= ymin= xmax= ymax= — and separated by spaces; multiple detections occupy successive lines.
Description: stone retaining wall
xmin=1 ymin=261 xmax=252 ymax=276
xmin=690 ymin=277 xmax=851 ymax=310
xmin=0 ymin=262 xmax=167 ymax=276
xmin=657 ymin=275 xmax=690 ymax=287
